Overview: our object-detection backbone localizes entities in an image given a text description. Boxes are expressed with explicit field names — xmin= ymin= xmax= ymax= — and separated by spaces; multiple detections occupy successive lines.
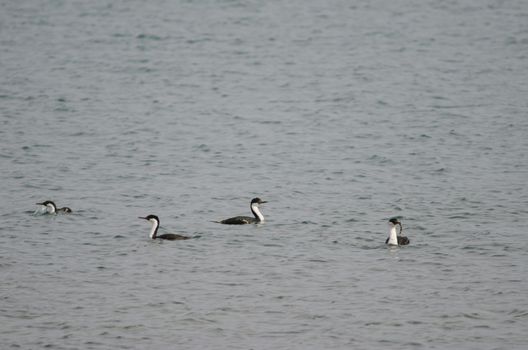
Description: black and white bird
xmin=36 ymin=200 xmax=72 ymax=214
xmin=385 ymin=218 xmax=410 ymax=246
xmin=218 ymin=197 xmax=267 ymax=225
xmin=139 ymin=214 xmax=190 ymax=240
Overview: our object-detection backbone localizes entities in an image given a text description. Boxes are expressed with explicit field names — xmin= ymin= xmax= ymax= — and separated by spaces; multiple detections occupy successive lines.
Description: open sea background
xmin=1 ymin=0 xmax=527 ymax=349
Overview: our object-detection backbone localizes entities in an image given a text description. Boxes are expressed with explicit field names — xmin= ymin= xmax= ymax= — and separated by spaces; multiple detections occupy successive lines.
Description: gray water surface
xmin=1 ymin=1 xmax=528 ymax=349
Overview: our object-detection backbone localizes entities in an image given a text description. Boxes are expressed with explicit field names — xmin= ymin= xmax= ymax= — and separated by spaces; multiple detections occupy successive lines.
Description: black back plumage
xmin=157 ymin=233 xmax=190 ymax=240
xmin=220 ymin=216 xmax=257 ymax=225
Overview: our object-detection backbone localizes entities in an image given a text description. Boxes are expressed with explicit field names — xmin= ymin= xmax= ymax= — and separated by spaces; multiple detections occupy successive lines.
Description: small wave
xmin=300 ymin=220 xmax=318 ymax=225
xmin=508 ymin=309 xmax=528 ymax=318
xmin=136 ymin=33 xmax=163 ymax=40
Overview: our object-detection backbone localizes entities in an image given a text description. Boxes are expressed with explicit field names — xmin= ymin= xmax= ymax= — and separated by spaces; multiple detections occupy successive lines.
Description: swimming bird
xmin=218 ymin=197 xmax=267 ymax=225
xmin=385 ymin=218 xmax=410 ymax=246
xmin=139 ymin=214 xmax=190 ymax=240
xmin=36 ymin=200 xmax=72 ymax=214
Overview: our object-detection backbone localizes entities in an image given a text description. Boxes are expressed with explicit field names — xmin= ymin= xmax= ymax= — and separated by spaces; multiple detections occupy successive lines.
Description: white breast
xmin=46 ymin=204 xmax=56 ymax=214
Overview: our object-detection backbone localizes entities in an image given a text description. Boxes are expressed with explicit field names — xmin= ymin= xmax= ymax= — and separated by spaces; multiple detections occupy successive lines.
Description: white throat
xmin=387 ymin=225 xmax=399 ymax=245
xmin=148 ymin=218 xmax=159 ymax=239
xmin=251 ymin=203 xmax=264 ymax=222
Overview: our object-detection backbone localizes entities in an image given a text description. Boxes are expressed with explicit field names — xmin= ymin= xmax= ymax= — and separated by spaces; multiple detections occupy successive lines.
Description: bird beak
xmin=138 ymin=216 xmax=146 ymax=220
xmin=36 ymin=202 xmax=44 ymax=205
xmin=260 ymin=201 xmax=267 ymax=204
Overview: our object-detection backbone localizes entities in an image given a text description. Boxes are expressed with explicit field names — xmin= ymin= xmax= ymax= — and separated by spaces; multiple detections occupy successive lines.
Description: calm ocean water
xmin=1 ymin=0 xmax=528 ymax=349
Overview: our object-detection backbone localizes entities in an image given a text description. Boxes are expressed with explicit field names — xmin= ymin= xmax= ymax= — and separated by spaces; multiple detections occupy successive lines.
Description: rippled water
xmin=1 ymin=0 xmax=528 ymax=349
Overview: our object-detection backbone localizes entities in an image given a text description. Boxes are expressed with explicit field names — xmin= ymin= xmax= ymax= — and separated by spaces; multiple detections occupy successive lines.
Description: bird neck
xmin=149 ymin=220 xmax=159 ymax=239
xmin=387 ymin=225 xmax=399 ymax=245
xmin=251 ymin=203 xmax=264 ymax=222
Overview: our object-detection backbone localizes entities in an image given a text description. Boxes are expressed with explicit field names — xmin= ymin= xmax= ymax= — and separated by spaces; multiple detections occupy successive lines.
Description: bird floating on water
xmin=385 ymin=218 xmax=410 ymax=246
xmin=217 ymin=197 xmax=267 ymax=225
xmin=139 ymin=214 xmax=190 ymax=240
xmin=36 ymin=200 xmax=72 ymax=214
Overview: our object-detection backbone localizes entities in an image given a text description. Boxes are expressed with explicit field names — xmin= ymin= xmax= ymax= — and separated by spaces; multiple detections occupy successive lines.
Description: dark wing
xmin=158 ymin=233 xmax=190 ymax=240
xmin=398 ymin=236 xmax=410 ymax=245
xmin=220 ymin=216 xmax=254 ymax=225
